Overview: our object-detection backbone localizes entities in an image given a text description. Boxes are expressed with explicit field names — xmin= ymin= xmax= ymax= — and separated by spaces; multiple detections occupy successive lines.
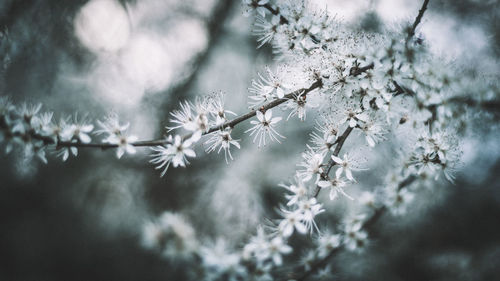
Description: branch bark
xmin=29 ymin=80 xmax=323 ymax=149
xmin=406 ymin=0 xmax=430 ymax=43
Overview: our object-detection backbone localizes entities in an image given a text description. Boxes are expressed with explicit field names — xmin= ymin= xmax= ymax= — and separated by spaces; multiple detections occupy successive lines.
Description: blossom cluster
xmin=150 ymin=93 xmax=241 ymax=176
xmin=0 ymin=97 xmax=138 ymax=162
xmin=1 ymin=0 xmax=497 ymax=280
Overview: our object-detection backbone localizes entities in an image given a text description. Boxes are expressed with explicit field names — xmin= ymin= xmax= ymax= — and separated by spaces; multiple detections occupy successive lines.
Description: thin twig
xmin=29 ymin=80 xmax=323 ymax=150
xmin=313 ymin=126 xmax=354 ymax=198
xmin=406 ymin=0 xmax=430 ymax=43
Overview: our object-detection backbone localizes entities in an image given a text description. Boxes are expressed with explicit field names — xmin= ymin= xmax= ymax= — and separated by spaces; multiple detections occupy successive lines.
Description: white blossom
xmin=297 ymin=198 xmax=324 ymax=233
xmin=331 ymin=153 xmax=366 ymax=182
xmin=281 ymin=177 xmax=309 ymax=206
xmin=385 ymin=186 xmax=415 ymax=216
xmin=296 ymin=146 xmax=326 ymax=183
xmin=61 ymin=115 xmax=94 ymax=143
xmin=317 ymin=233 xmax=341 ymax=258
xmin=245 ymin=109 xmax=284 ymax=147
xmin=343 ymin=218 xmax=368 ymax=252
xmin=150 ymin=135 xmax=197 ymax=177
xmin=317 ymin=175 xmax=351 ymax=200
xmin=204 ymin=128 xmax=241 ymax=163
xmin=339 ymin=107 xmax=369 ymax=128
xmin=278 ymin=208 xmax=307 ymax=238
xmin=267 ymin=236 xmax=292 ymax=266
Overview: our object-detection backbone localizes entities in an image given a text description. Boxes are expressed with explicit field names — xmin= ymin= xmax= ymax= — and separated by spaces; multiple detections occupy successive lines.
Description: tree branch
xmin=313 ymin=126 xmax=354 ymax=198
xmin=406 ymin=0 xmax=430 ymax=43
xmin=28 ymin=80 xmax=323 ymax=150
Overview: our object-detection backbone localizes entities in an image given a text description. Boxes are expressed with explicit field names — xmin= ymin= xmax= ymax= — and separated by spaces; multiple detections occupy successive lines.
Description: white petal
xmin=126 ymin=144 xmax=136 ymax=154
xmin=264 ymin=109 xmax=272 ymax=120
xmin=349 ymin=118 xmax=357 ymax=128
xmin=116 ymin=148 xmax=124 ymax=159
xmin=318 ymin=181 xmax=331 ymax=188
xmin=276 ymin=87 xmax=285 ymax=98
xmin=329 ymin=189 xmax=338 ymax=200
xmin=79 ymin=133 xmax=91 ymax=143
xmin=256 ymin=110 xmax=264 ymax=122
xmin=366 ymin=135 xmax=375 ymax=147
xmin=283 ymin=223 xmax=293 ymax=238
xmin=184 ymin=148 xmax=196 ymax=158
xmin=81 ymin=124 xmax=94 ymax=132
xmin=273 ymin=254 xmax=282 ymax=266
xmin=190 ymin=130 xmax=202 ymax=143
xmin=346 ymin=169 xmax=355 ymax=182
xmin=295 ymin=222 xmax=307 ymax=234
xmin=271 ymin=117 xmax=282 ymax=124
xmin=331 ymin=155 xmax=342 ymax=164
xmin=335 ymin=167 xmax=343 ymax=179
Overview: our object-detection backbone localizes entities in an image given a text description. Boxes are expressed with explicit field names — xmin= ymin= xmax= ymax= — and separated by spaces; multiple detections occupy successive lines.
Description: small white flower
xmin=142 ymin=212 xmax=197 ymax=259
xmin=150 ymin=135 xmax=197 ymax=177
xmin=317 ymin=175 xmax=351 ymax=200
xmin=167 ymin=101 xmax=195 ymax=132
xmin=298 ymin=198 xmax=325 ymax=233
xmin=96 ymin=113 xmax=130 ymax=139
xmin=359 ymin=121 xmax=387 ymax=147
xmin=17 ymin=102 xmax=42 ymax=126
xmin=339 ymin=108 xmax=369 ymax=128
xmin=201 ymin=239 xmax=246 ymax=278
xmin=309 ymin=131 xmax=335 ymax=154
xmin=296 ymin=146 xmax=326 ymax=183
xmin=43 ymin=116 xmax=68 ymax=141
xmin=285 ymin=91 xmax=318 ymax=121
xmin=278 ymin=208 xmax=307 ymax=237
xmin=358 ymin=191 xmax=378 ymax=208
xmin=32 ymin=112 xmax=53 ymax=134
xmin=207 ymin=92 xmax=237 ymax=126
xmin=204 ymin=128 xmax=241 ymax=163
xmin=385 ymin=186 xmax=415 ymax=216
xmin=317 ymin=233 xmax=341 ymax=257
xmin=96 ymin=113 xmax=137 ymax=158
xmin=301 ymin=250 xmax=317 ymax=271
xmin=267 ymin=236 xmax=292 ymax=266
xmin=280 ymin=177 xmax=308 ymax=206
xmin=245 ymin=109 xmax=284 ymax=147
xmin=62 ymin=123 xmax=94 ymax=143
xmin=242 ymin=0 xmax=269 ymax=18
xmin=343 ymin=219 xmax=368 ymax=252
xmin=248 ymin=67 xmax=291 ymax=107
xmin=242 ymin=227 xmax=269 ymax=262
xmin=253 ymin=14 xmax=280 ymax=48
xmin=310 ymin=118 xmax=339 ymax=153
xmin=56 ymin=144 xmax=78 ymax=162
xmin=107 ymin=134 xmax=138 ymax=159
xmin=330 ymin=153 xmax=366 ymax=182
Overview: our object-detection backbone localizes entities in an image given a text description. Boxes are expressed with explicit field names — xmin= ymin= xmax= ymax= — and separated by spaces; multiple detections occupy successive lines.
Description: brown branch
xmin=406 ymin=0 xmax=430 ymax=43
xmin=26 ymin=80 xmax=323 ymax=150
xmin=262 ymin=3 xmax=289 ymax=25
xmin=262 ymin=3 xmax=322 ymax=43
xmin=313 ymin=123 xmax=354 ymax=198
xmin=445 ymin=96 xmax=500 ymax=112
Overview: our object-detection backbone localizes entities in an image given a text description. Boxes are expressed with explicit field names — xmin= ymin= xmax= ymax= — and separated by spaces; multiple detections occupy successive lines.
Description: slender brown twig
xmin=313 ymin=126 xmax=354 ymax=198
xmin=27 ymin=80 xmax=323 ymax=150
xmin=406 ymin=0 xmax=430 ymax=43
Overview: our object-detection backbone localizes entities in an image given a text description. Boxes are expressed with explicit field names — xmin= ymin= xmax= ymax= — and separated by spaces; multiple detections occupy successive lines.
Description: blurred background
xmin=0 ymin=0 xmax=499 ymax=280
